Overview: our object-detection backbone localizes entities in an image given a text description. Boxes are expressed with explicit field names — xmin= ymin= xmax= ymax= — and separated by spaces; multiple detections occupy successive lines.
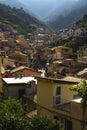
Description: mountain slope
xmin=55 ymin=14 xmax=87 ymax=53
xmin=0 ymin=3 xmax=46 ymax=34
xmin=0 ymin=0 xmax=24 ymax=8
xmin=0 ymin=0 xmax=56 ymax=20
xmin=0 ymin=0 xmax=34 ymax=16
xmin=47 ymin=0 xmax=87 ymax=30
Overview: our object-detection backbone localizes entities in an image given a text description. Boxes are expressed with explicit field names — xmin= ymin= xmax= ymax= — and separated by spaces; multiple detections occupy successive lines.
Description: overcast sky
xmin=19 ymin=0 xmax=82 ymax=19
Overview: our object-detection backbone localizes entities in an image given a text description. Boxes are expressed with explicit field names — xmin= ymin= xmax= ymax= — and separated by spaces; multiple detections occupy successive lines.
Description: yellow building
xmin=0 ymin=50 xmax=12 ymax=92
xmin=52 ymin=46 xmax=72 ymax=59
xmin=0 ymin=56 xmax=2 ymax=92
xmin=0 ymin=50 xmax=5 ymax=92
xmin=9 ymin=51 xmax=28 ymax=66
xmin=36 ymin=76 xmax=87 ymax=130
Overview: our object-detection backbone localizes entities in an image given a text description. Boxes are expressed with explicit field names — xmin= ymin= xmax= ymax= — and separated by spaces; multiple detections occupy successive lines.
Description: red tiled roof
xmin=10 ymin=66 xmax=42 ymax=77
xmin=17 ymin=38 xmax=29 ymax=49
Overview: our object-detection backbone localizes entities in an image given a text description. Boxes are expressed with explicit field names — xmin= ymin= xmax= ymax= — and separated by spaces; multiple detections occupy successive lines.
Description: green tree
xmin=0 ymin=97 xmax=30 ymax=130
xmin=70 ymin=80 xmax=87 ymax=130
xmin=29 ymin=115 xmax=63 ymax=130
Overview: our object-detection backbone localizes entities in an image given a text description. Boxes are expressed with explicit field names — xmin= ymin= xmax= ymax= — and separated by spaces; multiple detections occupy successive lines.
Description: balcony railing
xmin=53 ymin=97 xmax=71 ymax=112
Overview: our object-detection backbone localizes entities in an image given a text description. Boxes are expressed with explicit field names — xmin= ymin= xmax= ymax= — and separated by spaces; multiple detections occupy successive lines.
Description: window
xmin=56 ymin=87 xmax=61 ymax=95
xmin=18 ymin=89 xmax=25 ymax=98
xmin=55 ymin=96 xmax=61 ymax=104
xmin=55 ymin=87 xmax=61 ymax=105
xmin=1 ymin=57 xmax=3 ymax=64
xmin=54 ymin=115 xmax=59 ymax=120
xmin=73 ymin=94 xmax=80 ymax=99
xmin=65 ymin=120 xmax=72 ymax=130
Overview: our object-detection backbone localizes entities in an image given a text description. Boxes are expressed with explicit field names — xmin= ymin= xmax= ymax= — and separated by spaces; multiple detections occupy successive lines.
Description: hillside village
xmin=0 ymin=18 xmax=87 ymax=130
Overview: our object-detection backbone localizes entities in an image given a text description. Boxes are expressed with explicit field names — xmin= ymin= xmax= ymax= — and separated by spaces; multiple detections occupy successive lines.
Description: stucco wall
xmin=37 ymin=78 xmax=87 ymax=130
xmin=4 ymin=84 xmax=25 ymax=98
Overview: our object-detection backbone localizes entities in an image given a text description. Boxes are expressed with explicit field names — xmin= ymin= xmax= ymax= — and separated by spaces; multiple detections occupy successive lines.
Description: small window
xmin=54 ymin=87 xmax=61 ymax=105
xmin=73 ymin=94 xmax=80 ymax=99
xmin=56 ymin=87 xmax=61 ymax=95
xmin=1 ymin=58 xmax=3 ymax=64
xmin=55 ymin=96 xmax=61 ymax=104
xmin=18 ymin=89 xmax=25 ymax=98
xmin=54 ymin=115 xmax=59 ymax=120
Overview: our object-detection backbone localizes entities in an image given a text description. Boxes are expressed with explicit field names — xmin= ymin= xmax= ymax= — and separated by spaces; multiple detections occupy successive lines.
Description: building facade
xmin=36 ymin=76 xmax=87 ymax=130
xmin=2 ymin=76 xmax=37 ymax=100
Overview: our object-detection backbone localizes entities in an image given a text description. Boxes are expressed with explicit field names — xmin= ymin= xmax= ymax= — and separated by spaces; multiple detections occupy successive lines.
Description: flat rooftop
xmin=2 ymin=76 xmax=37 ymax=84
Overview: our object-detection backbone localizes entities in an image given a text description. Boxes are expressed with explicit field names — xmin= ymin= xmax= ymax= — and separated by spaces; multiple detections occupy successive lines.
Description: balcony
xmin=54 ymin=102 xmax=71 ymax=112
xmin=53 ymin=97 xmax=71 ymax=112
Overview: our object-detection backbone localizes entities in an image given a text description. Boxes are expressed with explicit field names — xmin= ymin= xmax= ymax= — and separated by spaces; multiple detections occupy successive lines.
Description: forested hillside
xmin=0 ymin=4 xmax=46 ymax=34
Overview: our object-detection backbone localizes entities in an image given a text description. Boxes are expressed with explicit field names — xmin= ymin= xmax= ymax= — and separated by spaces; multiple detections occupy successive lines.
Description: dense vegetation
xmin=0 ymin=98 xmax=63 ymax=130
xmin=0 ymin=3 xmax=46 ymax=34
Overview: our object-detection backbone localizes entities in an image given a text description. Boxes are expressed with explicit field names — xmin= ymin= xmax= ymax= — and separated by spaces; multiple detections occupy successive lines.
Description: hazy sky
xmin=0 ymin=0 xmax=84 ymax=22
xmin=0 ymin=0 xmax=83 ymax=20
xmin=19 ymin=0 xmax=82 ymax=19
xmin=21 ymin=0 xmax=80 ymax=2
